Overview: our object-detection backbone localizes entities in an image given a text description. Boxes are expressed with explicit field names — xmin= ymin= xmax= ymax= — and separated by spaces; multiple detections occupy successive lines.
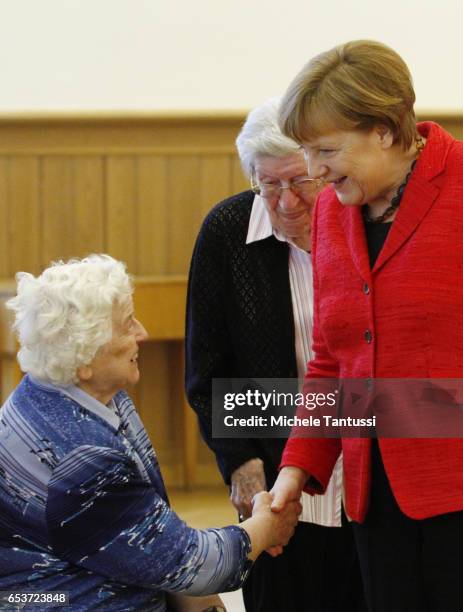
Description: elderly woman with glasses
xmin=186 ymin=99 xmax=366 ymax=612
xmin=271 ymin=40 xmax=463 ymax=612
xmin=0 ymin=254 xmax=301 ymax=612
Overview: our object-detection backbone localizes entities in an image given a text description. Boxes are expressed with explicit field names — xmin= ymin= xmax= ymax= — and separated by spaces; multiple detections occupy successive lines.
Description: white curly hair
xmin=7 ymin=254 xmax=133 ymax=385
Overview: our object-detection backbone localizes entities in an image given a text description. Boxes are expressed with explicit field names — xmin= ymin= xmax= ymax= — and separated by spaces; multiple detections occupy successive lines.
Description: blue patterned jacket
xmin=0 ymin=375 xmax=251 ymax=611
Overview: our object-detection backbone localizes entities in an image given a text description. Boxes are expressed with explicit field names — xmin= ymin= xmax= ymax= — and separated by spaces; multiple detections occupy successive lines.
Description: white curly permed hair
xmin=6 ymin=254 xmax=133 ymax=385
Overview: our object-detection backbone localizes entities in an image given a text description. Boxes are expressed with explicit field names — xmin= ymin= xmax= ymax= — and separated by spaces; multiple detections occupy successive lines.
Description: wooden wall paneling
xmin=197 ymin=425 xmax=218 ymax=464
xmin=8 ymin=157 xmax=40 ymax=275
xmin=131 ymin=277 xmax=191 ymax=486
xmin=133 ymin=277 xmax=186 ymax=341
xmin=417 ymin=114 xmax=463 ymax=140
xmin=448 ymin=121 xmax=463 ymax=139
xmin=134 ymin=343 xmax=163 ymax=442
xmin=71 ymin=157 xmax=105 ymax=257
xmin=198 ymin=155 xmax=233 ymax=219
xmin=137 ymin=156 xmax=168 ymax=275
xmin=166 ymin=156 xmax=202 ymax=275
xmin=137 ymin=341 xmax=183 ymax=486
xmin=0 ymin=159 xmax=9 ymax=277
xmin=0 ymin=113 xmax=245 ymax=155
xmin=167 ymin=342 xmax=186 ymax=482
xmin=106 ymin=156 xmax=138 ymax=273
xmin=41 ymin=157 xmax=73 ymax=266
xmin=231 ymin=156 xmax=249 ymax=195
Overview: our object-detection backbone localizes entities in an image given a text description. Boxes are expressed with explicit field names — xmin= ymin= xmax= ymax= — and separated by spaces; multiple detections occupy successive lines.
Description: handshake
xmin=231 ymin=458 xmax=308 ymax=561
xmin=239 ymin=490 xmax=302 ymax=562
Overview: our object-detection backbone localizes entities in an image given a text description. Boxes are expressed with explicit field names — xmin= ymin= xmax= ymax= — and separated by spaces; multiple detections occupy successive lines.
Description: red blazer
xmin=281 ymin=122 xmax=463 ymax=522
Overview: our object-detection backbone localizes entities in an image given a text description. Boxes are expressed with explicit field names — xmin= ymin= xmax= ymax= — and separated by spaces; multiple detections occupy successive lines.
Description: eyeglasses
xmin=251 ymin=174 xmax=324 ymax=199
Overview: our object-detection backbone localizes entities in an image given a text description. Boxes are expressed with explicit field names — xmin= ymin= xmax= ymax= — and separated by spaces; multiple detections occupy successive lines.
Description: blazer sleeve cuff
xmin=280 ymin=437 xmax=341 ymax=495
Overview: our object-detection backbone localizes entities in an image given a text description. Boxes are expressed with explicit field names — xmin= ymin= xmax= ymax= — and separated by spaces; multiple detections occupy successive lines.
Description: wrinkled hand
xmin=230 ymin=458 xmax=266 ymax=519
xmin=252 ymin=491 xmax=301 ymax=555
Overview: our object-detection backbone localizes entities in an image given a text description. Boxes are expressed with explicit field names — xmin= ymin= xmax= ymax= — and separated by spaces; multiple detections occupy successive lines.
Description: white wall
xmin=0 ymin=0 xmax=461 ymax=112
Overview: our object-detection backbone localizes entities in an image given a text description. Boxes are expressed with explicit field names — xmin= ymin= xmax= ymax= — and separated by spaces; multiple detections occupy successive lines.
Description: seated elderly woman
xmin=0 ymin=254 xmax=300 ymax=612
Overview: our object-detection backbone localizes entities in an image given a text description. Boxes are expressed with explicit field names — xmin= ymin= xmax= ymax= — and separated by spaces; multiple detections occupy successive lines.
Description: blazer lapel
xmin=373 ymin=121 xmax=451 ymax=273
xmin=338 ymin=205 xmax=372 ymax=282
xmin=372 ymin=173 xmax=440 ymax=274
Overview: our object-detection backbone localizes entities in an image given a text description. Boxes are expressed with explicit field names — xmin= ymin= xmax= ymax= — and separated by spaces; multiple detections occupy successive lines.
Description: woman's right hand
xmin=240 ymin=490 xmax=301 ymax=561
xmin=263 ymin=466 xmax=308 ymax=556
xmin=270 ymin=466 xmax=308 ymax=512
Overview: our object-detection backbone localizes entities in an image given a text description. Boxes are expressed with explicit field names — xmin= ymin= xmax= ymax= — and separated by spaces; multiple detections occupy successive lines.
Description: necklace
xmin=362 ymin=137 xmax=424 ymax=224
